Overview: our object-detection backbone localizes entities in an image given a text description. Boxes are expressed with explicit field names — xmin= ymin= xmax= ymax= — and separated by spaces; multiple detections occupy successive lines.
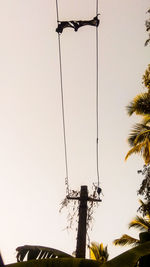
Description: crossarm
xmin=56 ymin=15 xmax=100 ymax=34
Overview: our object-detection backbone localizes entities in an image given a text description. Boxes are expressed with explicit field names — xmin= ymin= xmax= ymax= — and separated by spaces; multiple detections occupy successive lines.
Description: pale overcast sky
xmin=0 ymin=0 xmax=150 ymax=264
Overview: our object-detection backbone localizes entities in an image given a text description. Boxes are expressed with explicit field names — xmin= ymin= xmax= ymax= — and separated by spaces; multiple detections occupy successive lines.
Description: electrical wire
xmin=56 ymin=0 xmax=69 ymax=195
xmin=96 ymin=0 xmax=100 ymax=188
xmin=55 ymin=0 xmax=100 ymax=193
xmin=56 ymin=0 xmax=59 ymax=22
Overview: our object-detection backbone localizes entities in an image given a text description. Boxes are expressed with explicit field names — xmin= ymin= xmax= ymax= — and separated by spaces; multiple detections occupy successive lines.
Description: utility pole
xmin=67 ymin=185 xmax=101 ymax=258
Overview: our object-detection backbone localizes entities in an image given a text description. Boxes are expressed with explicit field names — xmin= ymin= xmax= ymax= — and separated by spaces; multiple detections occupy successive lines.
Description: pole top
xmin=81 ymin=185 xmax=88 ymax=189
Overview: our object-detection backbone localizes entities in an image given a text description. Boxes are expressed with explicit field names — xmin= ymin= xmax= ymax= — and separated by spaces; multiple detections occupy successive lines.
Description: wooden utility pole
xmin=67 ymin=185 xmax=101 ymax=258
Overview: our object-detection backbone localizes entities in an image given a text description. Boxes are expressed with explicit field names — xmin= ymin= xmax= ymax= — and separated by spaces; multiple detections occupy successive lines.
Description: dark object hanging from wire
xmin=97 ymin=187 xmax=102 ymax=196
xmin=56 ymin=15 xmax=100 ymax=34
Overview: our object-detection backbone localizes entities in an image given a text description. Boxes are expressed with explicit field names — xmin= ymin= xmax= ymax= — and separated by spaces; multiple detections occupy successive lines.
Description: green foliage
xmin=127 ymin=93 xmax=150 ymax=116
xmin=125 ymin=137 xmax=150 ymax=164
xmin=129 ymin=215 xmax=150 ymax=231
xmin=127 ymin=122 xmax=150 ymax=147
xmin=88 ymin=242 xmax=109 ymax=263
xmin=143 ymin=64 xmax=150 ymax=88
xmin=102 ymin=241 xmax=150 ymax=267
xmin=126 ymin=65 xmax=150 ymax=164
xmin=6 ymin=242 xmax=150 ymax=267
xmin=138 ymin=199 xmax=150 ymax=217
xmin=113 ymin=234 xmax=139 ymax=247
xmin=137 ymin=168 xmax=150 ymax=209
xmin=113 ymin=206 xmax=150 ymax=249
xmin=16 ymin=246 xmax=72 ymax=262
xmin=145 ymin=10 xmax=150 ymax=46
xmin=7 ymin=258 xmax=100 ymax=267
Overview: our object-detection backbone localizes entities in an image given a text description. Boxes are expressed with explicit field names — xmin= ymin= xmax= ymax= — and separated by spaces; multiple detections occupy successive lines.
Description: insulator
xmin=97 ymin=187 xmax=102 ymax=195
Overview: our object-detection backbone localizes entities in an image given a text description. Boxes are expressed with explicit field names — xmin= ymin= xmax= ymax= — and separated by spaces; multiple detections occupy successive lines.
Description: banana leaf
xmin=101 ymin=241 xmax=150 ymax=267
xmin=6 ymin=241 xmax=150 ymax=267
xmin=16 ymin=245 xmax=73 ymax=262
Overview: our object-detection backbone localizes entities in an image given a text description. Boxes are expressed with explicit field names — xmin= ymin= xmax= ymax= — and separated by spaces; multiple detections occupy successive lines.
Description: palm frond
xmin=16 ymin=245 xmax=73 ymax=262
xmin=145 ymin=38 xmax=150 ymax=46
xmin=143 ymin=65 xmax=150 ymax=88
xmin=89 ymin=242 xmax=99 ymax=261
xmin=113 ymin=234 xmax=139 ymax=247
xmin=126 ymin=93 xmax=150 ymax=116
xmin=125 ymin=138 xmax=150 ymax=164
xmin=88 ymin=242 xmax=109 ymax=262
xmin=146 ymin=214 xmax=150 ymax=221
xmin=125 ymin=143 xmax=144 ymax=161
xmin=129 ymin=216 xmax=150 ymax=231
xmin=127 ymin=123 xmax=150 ymax=147
xmin=138 ymin=199 xmax=150 ymax=215
xmin=134 ymin=130 xmax=150 ymax=145
xmin=143 ymin=138 xmax=150 ymax=164
xmin=99 ymin=243 xmax=109 ymax=261
xmin=142 ymin=115 xmax=150 ymax=125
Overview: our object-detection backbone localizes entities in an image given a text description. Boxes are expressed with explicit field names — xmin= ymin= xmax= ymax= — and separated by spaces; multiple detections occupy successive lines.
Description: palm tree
xmin=125 ymin=116 xmax=150 ymax=164
xmin=113 ymin=213 xmax=150 ymax=267
xmin=127 ymin=65 xmax=150 ymax=116
xmin=113 ymin=211 xmax=150 ymax=247
xmin=125 ymin=65 xmax=150 ymax=164
xmin=88 ymin=242 xmax=109 ymax=263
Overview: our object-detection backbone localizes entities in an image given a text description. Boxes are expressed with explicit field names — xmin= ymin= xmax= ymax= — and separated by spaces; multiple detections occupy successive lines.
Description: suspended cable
xmin=55 ymin=0 xmax=101 ymax=195
xmin=55 ymin=0 xmax=59 ymax=22
xmin=56 ymin=0 xmax=69 ymax=195
xmin=96 ymin=0 xmax=100 ymax=188
xmin=96 ymin=0 xmax=99 ymax=15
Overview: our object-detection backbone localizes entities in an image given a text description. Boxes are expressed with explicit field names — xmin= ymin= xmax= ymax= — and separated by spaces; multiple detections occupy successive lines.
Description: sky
xmin=0 ymin=0 xmax=150 ymax=264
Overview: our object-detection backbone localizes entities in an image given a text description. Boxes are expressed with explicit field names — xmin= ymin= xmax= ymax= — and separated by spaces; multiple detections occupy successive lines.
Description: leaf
xmin=126 ymin=93 xmax=150 ymax=116
xmin=101 ymin=241 xmax=150 ymax=267
xmin=7 ymin=241 xmax=150 ymax=267
xmin=134 ymin=130 xmax=150 ymax=145
xmin=88 ymin=242 xmax=109 ymax=262
xmin=16 ymin=245 xmax=73 ymax=262
xmin=113 ymin=234 xmax=139 ymax=247
xmin=145 ymin=38 xmax=150 ymax=46
xmin=125 ymin=143 xmax=143 ymax=161
xmin=127 ymin=122 xmax=150 ymax=147
xmin=129 ymin=215 xmax=150 ymax=231
xmin=89 ymin=249 xmax=96 ymax=261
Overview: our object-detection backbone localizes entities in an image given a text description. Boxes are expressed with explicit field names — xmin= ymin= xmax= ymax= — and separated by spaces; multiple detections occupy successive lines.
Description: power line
xmin=96 ymin=0 xmax=99 ymax=15
xmin=96 ymin=0 xmax=100 ymax=188
xmin=55 ymin=0 xmax=101 ymax=193
xmin=56 ymin=0 xmax=69 ymax=195
xmin=55 ymin=0 xmax=59 ymax=22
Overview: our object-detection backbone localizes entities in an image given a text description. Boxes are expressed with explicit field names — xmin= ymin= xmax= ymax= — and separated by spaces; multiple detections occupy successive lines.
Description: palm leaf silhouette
xmin=126 ymin=93 xmax=150 ymax=116
xmin=127 ymin=123 xmax=150 ymax=147
xmin=88 ymin=242 xmax=109 ymax=262
xmin=113 ymin=234 xmax=139 ymax=247
xmin=16 ymin=245 xmax=72 ymax=262
xmin=129 ymin=215 xmax=150 ymax=231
